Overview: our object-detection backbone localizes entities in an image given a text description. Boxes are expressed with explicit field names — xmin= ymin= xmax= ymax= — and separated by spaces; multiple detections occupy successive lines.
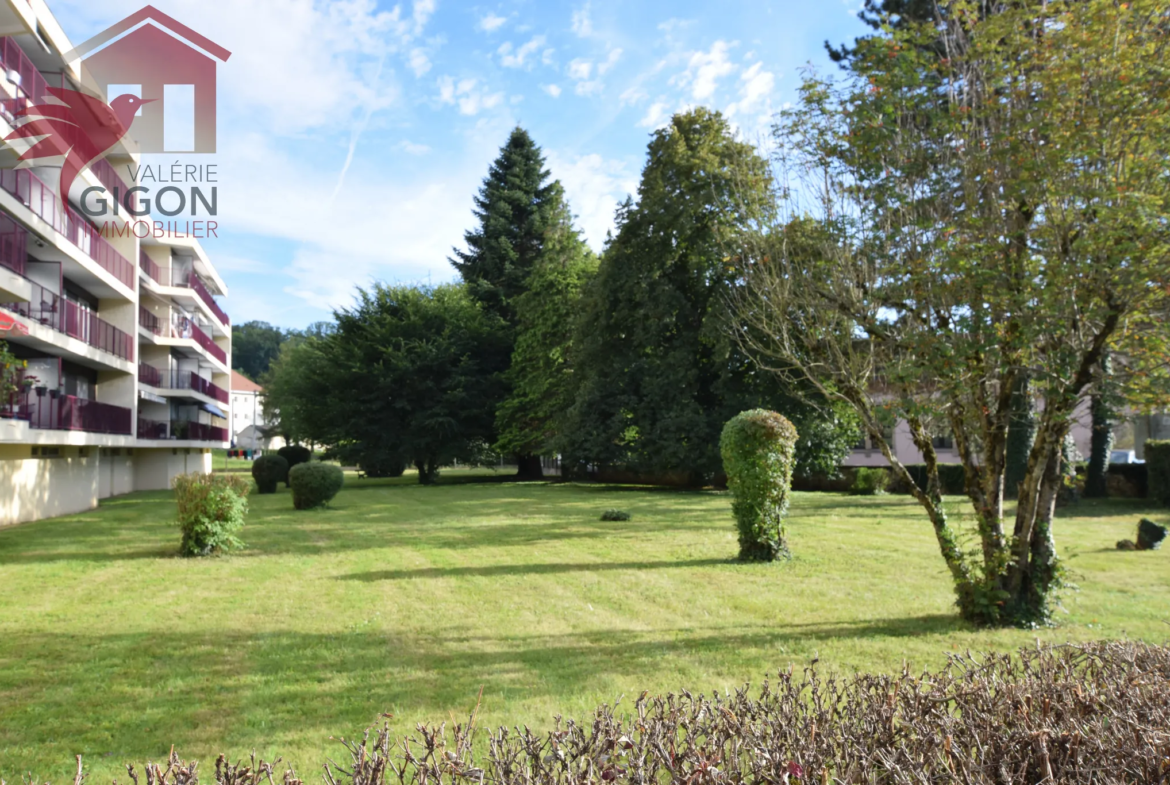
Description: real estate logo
xmin=3 ymin=5 xmax=230 ymax=238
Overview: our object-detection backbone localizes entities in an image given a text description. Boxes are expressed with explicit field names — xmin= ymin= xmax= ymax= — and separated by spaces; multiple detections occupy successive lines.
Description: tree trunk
xmin=1004 ymin=374 xmax=1035 ymax=499
xmin=515 ymin=453 xmax=545 ymax=480
xmin=1084 ymin=355 xmax=1114 ymax=498
xmin=416 ymin=458 xmax=439 ymax=485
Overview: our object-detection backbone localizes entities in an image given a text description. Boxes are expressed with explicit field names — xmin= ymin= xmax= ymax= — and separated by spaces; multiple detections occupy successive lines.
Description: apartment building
xmin=0 ymin=0 xmax=230 ymax=525
xmin=229 ymin=370 xmax=282 ymax=452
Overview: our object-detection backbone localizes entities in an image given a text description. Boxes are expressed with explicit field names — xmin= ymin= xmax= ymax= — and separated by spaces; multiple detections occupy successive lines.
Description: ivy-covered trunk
xmin=1084 ymin=355 xmax=1115 ymax=498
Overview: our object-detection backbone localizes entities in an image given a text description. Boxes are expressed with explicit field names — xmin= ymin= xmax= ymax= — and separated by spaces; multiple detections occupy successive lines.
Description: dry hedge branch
xmin=21 ymin=641 xmax=1170 ymax=785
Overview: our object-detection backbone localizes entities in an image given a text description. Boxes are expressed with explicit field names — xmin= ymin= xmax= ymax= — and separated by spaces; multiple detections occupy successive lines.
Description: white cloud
xmin=676 ymin=40 xmax=737 ymax=101
xmin=479 ymin=12 xmax=506 ymax=32
xmin=542 ymin=48 xmax=556 ymax=65
xmin=571 ymin=3 xmax=593 ymax=37
xmin=499 ymin=35 xmax=546 ymax=68
xmin=597 ymin=47 xmax=622 ymax=75
xmin=620 ymin=86 xmax=647 ymax=105
xmin=568 ymin=58 xmax=593 ymax=80
xmin=546 ymin=151 xmax=638 ymax=249
xmin=638 ymin=101 xmax=670 ymax=128
xmin=412 ymin=0 xmax=436 ymax=34
xmin=725 ymin=61 xmax=774 ymax=118
xmin=575 ymin=80 xmax=603 ymax=96
xmin=397 ymin=140 xmax=432 ymax=155
xmin=408 ymin=47 xmax=431 ymax=76
xmin=542 ymin=84 xmax=563 ymax=98
xmin=437 ymin=75 xmax=504 ymax=115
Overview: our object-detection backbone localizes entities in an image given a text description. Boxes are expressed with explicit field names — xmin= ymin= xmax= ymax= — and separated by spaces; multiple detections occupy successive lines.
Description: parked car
xmin=1109 ymin=449 xmax=1144 ymax=464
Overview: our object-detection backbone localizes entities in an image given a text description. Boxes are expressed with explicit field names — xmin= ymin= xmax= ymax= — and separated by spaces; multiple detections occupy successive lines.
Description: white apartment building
xmin=0 ymin=0 xmax=231 ymax=525
xmin=230 ymin=370 xmax=282 ymax=452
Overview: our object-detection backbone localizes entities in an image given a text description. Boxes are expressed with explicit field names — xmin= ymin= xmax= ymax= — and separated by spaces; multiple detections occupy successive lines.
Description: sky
xmin=52 ymin=0 xmax=871 ymax=329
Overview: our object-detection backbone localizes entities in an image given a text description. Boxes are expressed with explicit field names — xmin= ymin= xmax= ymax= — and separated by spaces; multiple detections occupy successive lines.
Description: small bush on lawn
xmin=1146 ymin=439 xmax=1170 ymax=506
xmin=172 ymin=472 xmax=251 ymax=556
xmin=600 ymin=509 xmax=630 ymax=521
xmin=250 ymin=454 xmax=288 ymax=493
xmin=850 ymin=466 xmax=889 ymax=495
xmin=720 ymin=409 xmax=798 ymax=561
xmin=289 ymin=462 xmax=344 ymax=509
xmin=58 ymin=642 xmax=1170 ymax=785
xmin=277 ymin=444 xmax=312 ymax=485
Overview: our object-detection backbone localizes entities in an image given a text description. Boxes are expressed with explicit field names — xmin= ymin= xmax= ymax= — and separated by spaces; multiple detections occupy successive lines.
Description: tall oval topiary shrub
xmin=277 ymin=445 xmax=312 ymax=486
xmin=289 ymin=462 xmax=345 ymax=510
xmin=251 ymin=454 xmax=289 ymax=494
xmin=720 ymin=409 xmax=799 ymax=561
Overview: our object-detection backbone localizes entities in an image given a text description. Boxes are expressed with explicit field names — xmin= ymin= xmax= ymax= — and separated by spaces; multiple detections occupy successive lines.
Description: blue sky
xmin=55 ymin=0 xmax=869 ymax=329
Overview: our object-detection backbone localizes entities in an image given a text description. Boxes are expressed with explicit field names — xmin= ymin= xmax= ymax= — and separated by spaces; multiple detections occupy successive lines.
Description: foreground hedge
xmin=66 ymin=641 xmax=1169 ymax=784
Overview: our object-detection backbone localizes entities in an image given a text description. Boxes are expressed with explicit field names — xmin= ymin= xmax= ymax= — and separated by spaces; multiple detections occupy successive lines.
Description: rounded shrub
xmin=850 ymin=466 xmax=889 ymax=496
xmin=251 ymin=453 xmax=289 ymax=494
xmin=289 ymin=462 xmax=345 ymax=510
xmin=720 ymin=409 xmax=799 ymax=561
xmin=277 ymin=445 xmax=312 ymax=485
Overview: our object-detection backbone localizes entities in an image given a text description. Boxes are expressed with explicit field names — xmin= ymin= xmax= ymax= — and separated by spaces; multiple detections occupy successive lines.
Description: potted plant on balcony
xmin=0 ymin=342 xmax=25 ymax=418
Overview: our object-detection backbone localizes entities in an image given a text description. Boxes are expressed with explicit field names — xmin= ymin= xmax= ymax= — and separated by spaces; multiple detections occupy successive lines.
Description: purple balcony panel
xmin=0 ymin=214 xmax=28 ymax=276
xmin=2 ymin=280 xmax=134 ymax=361
xmin=188 ymin=322 xmax=227 ymax=364
xmin=187 ymin=274 xmax=229 ymax=326
xmin=27 ymin=394 xmax=132 ymax=435
xmin=139 ymin=305 xmax=161 ymax=335
xmin=0 ymin=168 xmax=134 ymax=288
xmin=168 ymin=371 xmax=229 ymax=404
xmin=176 ymin=421 xmax=228 ymax=442
xmin=137 ymin=417 xmax=168 ymax=440
xmin=139 ymin=363 xmax=163 ymax=388
xmin=139 ymin=250 xmax=163 ymax=285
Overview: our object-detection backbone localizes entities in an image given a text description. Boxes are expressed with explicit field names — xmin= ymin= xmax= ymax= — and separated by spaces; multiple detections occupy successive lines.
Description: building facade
xmin=230 ymin=370 xmax=282 ymax=452
xmin=0 ymin=0 xmax=231 ymax=525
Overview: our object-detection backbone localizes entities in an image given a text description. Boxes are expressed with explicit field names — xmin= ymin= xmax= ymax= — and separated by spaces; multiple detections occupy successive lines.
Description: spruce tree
xmin=452 ymin=127 xmax=558 ymax=326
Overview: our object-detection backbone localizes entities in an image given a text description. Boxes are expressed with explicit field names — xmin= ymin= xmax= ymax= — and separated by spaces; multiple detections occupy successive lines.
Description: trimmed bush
xmin=849 ymin=466 xmax=889 ymax=496
xmin=600 ymin=509 xmax=630 ymax=521
xmin=251 ymin=453 xmax=289 ymax=494
xmin=57 ymin=641 xmax=1170 ymax=785
xmin=720 ymin=409 xmax=798 ymax=561
xmin=172 ymin=472 xmax=251 ymax=556
xmin=889 ymin=463 xmax=967 ymax=495
xmin=1107 ymin=462 xmax=1148 ymax=497
xmin=289 ymin=462 xmax=345 ymax=510
xmin=1146 ymin=440 xmax=1170 ymax=507
xmin=278 ymin=444 xmax=313 ymax=486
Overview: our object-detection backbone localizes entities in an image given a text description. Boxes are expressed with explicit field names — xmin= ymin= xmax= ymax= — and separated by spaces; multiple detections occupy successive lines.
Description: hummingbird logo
xmin=3 ymin=87 xmax=154 ymax=213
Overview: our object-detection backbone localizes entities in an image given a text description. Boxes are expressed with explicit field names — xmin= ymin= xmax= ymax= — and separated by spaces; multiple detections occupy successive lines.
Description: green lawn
xmin=0 ymin=474 xmax=1166 ymax=778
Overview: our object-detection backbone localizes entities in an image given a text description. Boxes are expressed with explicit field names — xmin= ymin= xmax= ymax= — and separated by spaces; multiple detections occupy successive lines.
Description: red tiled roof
xmin=231 ymin=370 xmax=263 ymax=393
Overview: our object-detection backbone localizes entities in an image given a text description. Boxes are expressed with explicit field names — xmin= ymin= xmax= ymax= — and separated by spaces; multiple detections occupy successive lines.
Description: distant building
xmin=230 ymin=371 xmax=281 ymax=451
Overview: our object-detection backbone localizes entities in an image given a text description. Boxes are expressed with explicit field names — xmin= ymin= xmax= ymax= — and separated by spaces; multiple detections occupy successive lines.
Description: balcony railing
xmin=172 ymin=420 xmax=228 ymax=442
xmin=139 ymin=305 xmax=161 ymax=335
xmin=169 ymin=316 xmax=227 ymax=364
xmin=0 ymin=214 xmax=27 ymax=276
xmin=0 ymin=168 xmax=134 ymax=288
xmin=137 ymin=417 xmax=169 ymax=440
xmin=139 ymin=250 xmax=162 ymax=285
xmin=2 ymin=280 xmax=134 ymax=361
xmin=24 ymin=393 xmax=133 ymax=435
xmin=138 ymin=363 xmax=163 ymax=388
xmin=0 ymin=37 xmax=48 ymax=125
xmin=173 ymin=370 xmax=229 ymax=403
xmin=187 ymin=273 xmax=230 ymax=326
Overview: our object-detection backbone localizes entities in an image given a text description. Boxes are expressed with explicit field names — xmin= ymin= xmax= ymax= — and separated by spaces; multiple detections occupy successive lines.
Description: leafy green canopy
xmin=720 ymin=410 xmax=799 ymax=561
xmin=562 ymin=108 xmax=857 ymax=483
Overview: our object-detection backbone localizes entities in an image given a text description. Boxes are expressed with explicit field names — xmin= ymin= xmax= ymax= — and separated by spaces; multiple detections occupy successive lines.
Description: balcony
xmin=172 ymin=420 xmax=228 ymax=442
xmin=139 ymin=252 xmax=229 ymax=327
xmin=0 ymin=36 xmax=47 ymax=127
xmin=0 ymin=213 xmax=27 ymax=276
xmin=139 ymin=305 xmax=161 ymax=335
xmin=2 ymin=279 xmax=134 ymax=361
xmin=0 ymin=168 xmax=135 ymax=289
xmin=137 ymin=417 xmax=169 ymax=440
xmin=138 ymin=365 xmax=228 ymax=403
xmin=17 ymin=392 xmax=133 ymax=435
xmin=138 ymin=362 xmax=163 ymax=388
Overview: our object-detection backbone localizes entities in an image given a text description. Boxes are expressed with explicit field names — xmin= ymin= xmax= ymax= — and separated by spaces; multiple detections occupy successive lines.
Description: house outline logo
xmin=64 ymin=5 xmax=231 ymax=155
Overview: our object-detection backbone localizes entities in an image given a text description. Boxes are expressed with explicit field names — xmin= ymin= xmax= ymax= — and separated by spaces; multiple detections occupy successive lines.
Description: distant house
xmin=230 ymin=371 xmax=282 ymax=451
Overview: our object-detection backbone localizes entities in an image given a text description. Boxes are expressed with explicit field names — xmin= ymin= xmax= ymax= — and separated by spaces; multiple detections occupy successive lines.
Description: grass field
xmin=0 ymin=472 xmax=1166 ymax=778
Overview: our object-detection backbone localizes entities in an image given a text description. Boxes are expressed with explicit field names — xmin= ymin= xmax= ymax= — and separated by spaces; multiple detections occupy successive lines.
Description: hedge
xmin=1147 ymin=440 xmax=1170 ymax=506
xmin=889 ymin=463 xmax=967 ymax=495
xmin=250 ymin=453 xmax=289 ymax=494
xmin=54 ymin=641 xmax=1170 ymax=784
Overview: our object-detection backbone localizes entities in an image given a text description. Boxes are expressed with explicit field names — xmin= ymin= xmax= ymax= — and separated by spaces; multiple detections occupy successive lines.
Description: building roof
xmin=231 ymin=371 xmax=263 ymax=393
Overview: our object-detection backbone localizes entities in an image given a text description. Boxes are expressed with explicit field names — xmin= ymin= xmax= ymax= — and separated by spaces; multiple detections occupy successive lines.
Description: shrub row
xmin=1148 ymin=440 xmax=1170 ymax=506
xmin=61 ymin=641 xmax=1170 ymax=785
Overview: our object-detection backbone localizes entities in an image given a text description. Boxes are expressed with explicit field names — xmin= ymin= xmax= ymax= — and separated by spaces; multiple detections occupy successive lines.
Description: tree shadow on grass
xmin=338 ymin=558 xmax=732 ymax=582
